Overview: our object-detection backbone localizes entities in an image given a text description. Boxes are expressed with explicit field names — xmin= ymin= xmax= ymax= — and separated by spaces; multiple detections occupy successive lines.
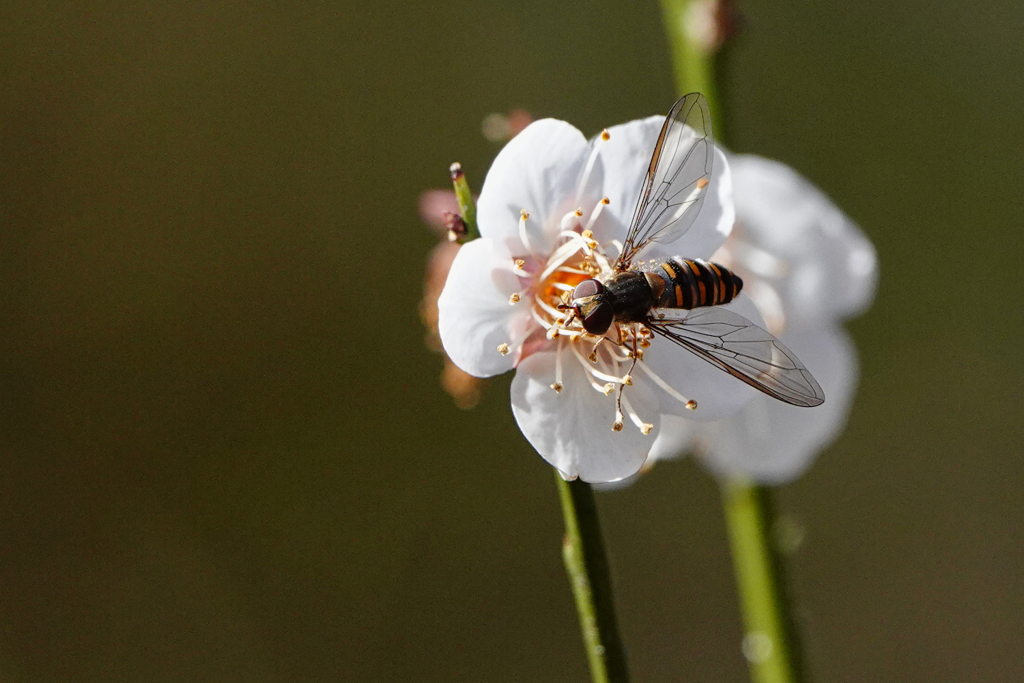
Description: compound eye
xmin=581 ymin=302 xmax=614 ymax=335
xmin=571 ymin=279 xmax=604 ymax=300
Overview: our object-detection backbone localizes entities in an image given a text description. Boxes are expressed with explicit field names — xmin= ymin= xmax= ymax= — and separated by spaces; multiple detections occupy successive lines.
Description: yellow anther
xmin=601 ymin=197 xmax=610 ymax=205
xmin=546 ymin=327 xmax=559 ymax=340
xmin=600 ymin=129 xmax=610 ymax=141
xmin=509 ymin=293 xmax=521 ymax=304
xmin=497 ymin=343 xmax=510 ymax=355
xmin=520 ymin=209 xmax=530 ymax=219
xmin=686 ymin=399 xmax=698 ymax=410
xmin=514 ymin=258 xmax=526 ymax=269
xmin=602 ymin=383 xmax=615 ymax=395
xmin=574 ymin=207 xmax=584 ymax=217
xmin=581 ymin=229 xmax=594 ymax=239
xmin=611 ymin=421 xmax=624 ymax=432
xmin=640 ymin=339 xmax=651 ymax=348
xmin=550 ymin=382 xmax=563 ymax=393
xmin=697 ymin=178 xmax=709 ymax=189
xmin=641 ymin=423 xmax=653 ymax=435
xmin=587 ymin=350 xmax=598 ymax=363
xmin=623 ymin=375 xmax=633 ymax=386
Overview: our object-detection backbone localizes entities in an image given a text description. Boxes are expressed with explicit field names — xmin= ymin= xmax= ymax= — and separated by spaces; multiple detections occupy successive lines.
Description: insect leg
xmin=612 ymin=325 xmax=641 ymax=431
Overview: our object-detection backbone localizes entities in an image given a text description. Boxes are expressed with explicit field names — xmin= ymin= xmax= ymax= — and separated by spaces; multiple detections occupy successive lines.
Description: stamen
xmin=600 ymin=129 xmax=610 ymax=141
xmin=570 ymin=345 xmax=628 ymax=385
xmin=514 ymin=258 xmax=526 ymax=270
xmin=584 ymin=198 xmax=609 ymax=233
xmin=535 ymin=296 xmax=566 ymax=322
xmin=509 ymin=293 xmax=521 ymax=304
xmin=635 ymin=361 xmax=693 ymax=407
xmin=697 ymin=177 xmax=709 ymax=189
xmin=555 ymin=328 xmax=585 ymax=341
xmin=519 ymin=210 xmax=533 ymax=253
xmin=620 ymin=393 xmax=653 ymax=435
xmin=551 ymin=344 xmax=564 ymax=392
xmin=556 ymin=229 xmax=583 ymax=242
xmin=667 ymin=183 xmax=706 ymax=225
xmin=531 ymin=308 xmax=552 ymax=331
xmin=559 ymin=209 xmax=585 ymax=236
xmin=686 ymin=400 xmax=698 ymax=410
xmin=539 ymin=235 xmax=591 ymax=282
xmin=576 ymin=134 xmax=607 ymax=199
xmin=602 ymin=383 xmax=615 ymax=395
xmin=497 ymin=343 xmax=510 ymax=356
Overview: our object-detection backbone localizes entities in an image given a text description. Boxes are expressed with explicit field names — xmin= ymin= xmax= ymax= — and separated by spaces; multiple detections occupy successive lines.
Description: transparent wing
xmin=646 ymin=307 xmax=825 ymax=407
xmin=616 ymin=93 xmax=714 ymax=270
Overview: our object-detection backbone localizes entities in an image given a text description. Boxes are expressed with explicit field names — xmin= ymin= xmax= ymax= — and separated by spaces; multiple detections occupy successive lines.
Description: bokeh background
xmin=2 ymin=1 xmax=1023 ymax=681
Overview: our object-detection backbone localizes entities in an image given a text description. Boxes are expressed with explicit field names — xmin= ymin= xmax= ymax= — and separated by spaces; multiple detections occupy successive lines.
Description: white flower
xmin=438 ymin=114 xmax=769 ymax=483
xmin=648 ymin=154 xmax=878 ymax=483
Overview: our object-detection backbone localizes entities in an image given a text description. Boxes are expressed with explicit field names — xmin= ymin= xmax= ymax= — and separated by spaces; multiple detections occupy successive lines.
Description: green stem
xmin=659 ymin=4 xmax=807 ymax=682
xmin=556 ymin=473 xmax=630 ymax=683
xmin=658 ymin=0 xmax=724 ymax=140
xmin=722 ymin=481 xmax=806 ymax=683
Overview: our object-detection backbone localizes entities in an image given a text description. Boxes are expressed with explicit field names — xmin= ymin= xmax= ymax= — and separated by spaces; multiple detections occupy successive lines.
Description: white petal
xmin=694 ymin=325 xmax=858 ymax=483
xmin=510 ymin=349 xmax=660 ymax=483
xmin=593 ymin=116 xmax=734 ymax=259
xmin=729 ymin=154 xmax=878 ymax=324
xmin=437 ymin=238 xmax=531 ymax=378
xmin=640 ymin=294 xmax=765 ymax=420
xmin=476 ymin=119 xmax=592 ymax=257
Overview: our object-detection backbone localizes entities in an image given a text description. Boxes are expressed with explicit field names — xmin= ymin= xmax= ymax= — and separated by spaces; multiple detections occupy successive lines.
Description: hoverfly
xmin=561 ymin=93 xmax=825 ymax=408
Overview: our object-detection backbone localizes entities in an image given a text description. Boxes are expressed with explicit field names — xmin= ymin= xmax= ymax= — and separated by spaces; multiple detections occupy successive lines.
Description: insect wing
xmin=647 ymin=307 xmax=825 ymax=407
xmin=617 ymin=93 xmax=714 ymax=269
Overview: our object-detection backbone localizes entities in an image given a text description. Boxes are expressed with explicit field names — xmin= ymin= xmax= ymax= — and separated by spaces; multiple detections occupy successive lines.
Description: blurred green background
xmin=2 ymin=1 xmax=1023 ymax=681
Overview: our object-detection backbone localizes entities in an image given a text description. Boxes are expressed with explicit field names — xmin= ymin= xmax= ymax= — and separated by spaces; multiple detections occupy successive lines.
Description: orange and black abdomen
xmin=654 ymin=258 xmax=743 ymax=309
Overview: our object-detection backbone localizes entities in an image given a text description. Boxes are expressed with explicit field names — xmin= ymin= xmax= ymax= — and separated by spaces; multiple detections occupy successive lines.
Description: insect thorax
xmin=605 ymin=271 xmax=658 ymax=323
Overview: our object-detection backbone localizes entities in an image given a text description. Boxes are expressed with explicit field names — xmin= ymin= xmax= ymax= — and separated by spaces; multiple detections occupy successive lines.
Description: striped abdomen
xmin=652 ymin=258 xmax=743 ymax=309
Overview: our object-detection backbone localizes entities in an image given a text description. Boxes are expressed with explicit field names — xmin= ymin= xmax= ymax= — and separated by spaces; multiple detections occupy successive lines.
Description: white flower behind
xmin=438 ymin=114 xmax=765 ymax=483
xmin=648 ymin=154 xmax=878 ymax=483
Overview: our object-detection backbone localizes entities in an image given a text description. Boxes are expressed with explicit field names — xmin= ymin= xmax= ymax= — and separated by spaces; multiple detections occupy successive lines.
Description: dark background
xmin=2 ymin=1 xmax=1022 ymax=681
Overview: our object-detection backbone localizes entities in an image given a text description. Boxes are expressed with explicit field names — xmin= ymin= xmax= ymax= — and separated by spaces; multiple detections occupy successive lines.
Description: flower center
xmin=515 ymin=206 xmax=665 ymax=434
